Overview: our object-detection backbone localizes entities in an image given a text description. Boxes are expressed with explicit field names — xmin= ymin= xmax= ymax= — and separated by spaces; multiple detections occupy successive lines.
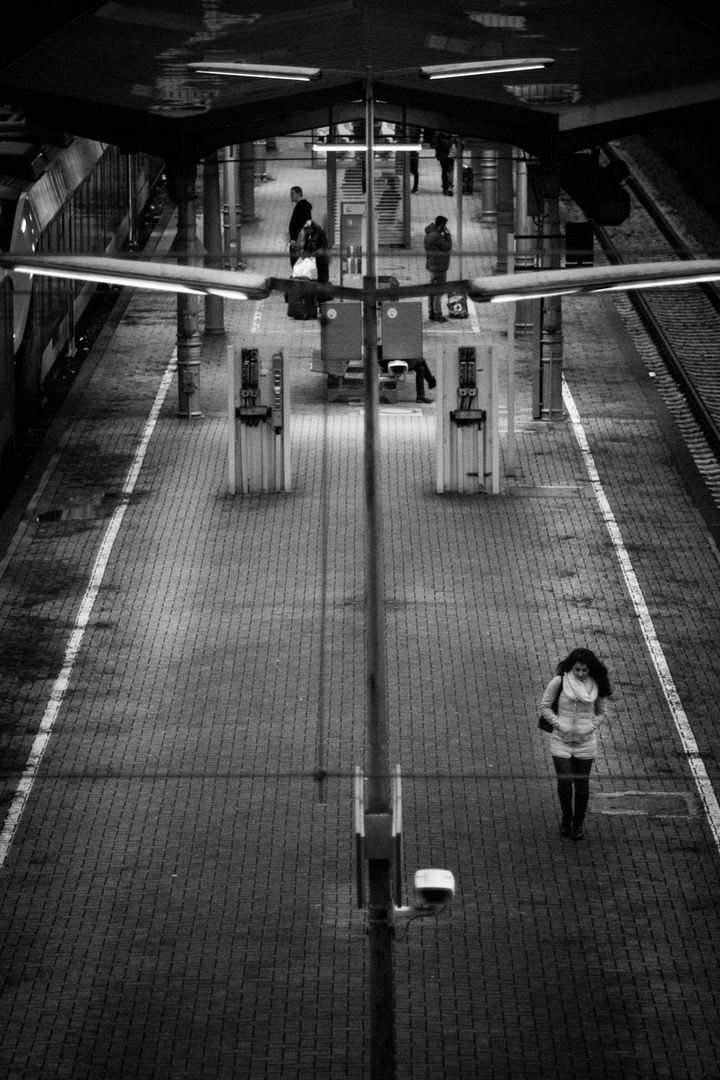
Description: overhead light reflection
xmin=489 ymin=289 xmax=581 ymax=303
xmin=599 ymin=274 xmax=720 ymax=292
xmin=0 ymin=255 xmax=270 ymax=301
xmin=10 ymin=265 xmax=201 ymax=294
xmin=480 ymin=261 xmax=720 ymax=303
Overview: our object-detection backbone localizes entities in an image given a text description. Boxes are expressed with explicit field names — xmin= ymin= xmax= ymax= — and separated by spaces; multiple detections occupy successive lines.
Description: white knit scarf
xmin=563 ymin=672 xmax=598 ymax=703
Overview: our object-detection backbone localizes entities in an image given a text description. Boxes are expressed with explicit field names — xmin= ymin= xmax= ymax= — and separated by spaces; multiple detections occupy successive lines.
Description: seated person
xmin=378 ymin=357 xmax=436 ymax=404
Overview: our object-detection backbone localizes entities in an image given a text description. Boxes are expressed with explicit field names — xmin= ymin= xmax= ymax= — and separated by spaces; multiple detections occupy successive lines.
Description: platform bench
xmin=311 ymin=352 xmax=401 ymax=403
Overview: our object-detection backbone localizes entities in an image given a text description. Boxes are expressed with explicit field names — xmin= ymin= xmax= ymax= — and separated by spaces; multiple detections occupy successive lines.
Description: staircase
xmin=334 ymin=153 xmax=405 ymax=247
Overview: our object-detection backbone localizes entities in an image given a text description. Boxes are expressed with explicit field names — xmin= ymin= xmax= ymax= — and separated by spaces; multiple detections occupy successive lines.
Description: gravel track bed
xmin=593 ymin=125 xmax=720 ymax=510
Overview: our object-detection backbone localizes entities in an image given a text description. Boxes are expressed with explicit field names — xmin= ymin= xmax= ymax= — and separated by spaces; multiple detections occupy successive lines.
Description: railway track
xmin=589 ymin=140 xmax=720 ymax=503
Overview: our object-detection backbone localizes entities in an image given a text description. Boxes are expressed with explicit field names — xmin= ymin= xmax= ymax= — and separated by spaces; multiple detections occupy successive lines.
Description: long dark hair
xmin=556 ymin=647 xmax=612 ymax=697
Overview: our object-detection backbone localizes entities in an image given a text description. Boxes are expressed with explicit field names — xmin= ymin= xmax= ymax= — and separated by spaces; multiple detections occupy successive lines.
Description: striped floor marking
xmin=251 ymin=299 xmax=265 ymax=333
xmin=0 ymin=355 xmax=176 ymax=869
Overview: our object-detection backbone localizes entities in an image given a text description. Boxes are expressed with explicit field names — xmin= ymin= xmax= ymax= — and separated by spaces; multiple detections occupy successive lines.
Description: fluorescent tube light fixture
xmin=0 ymin=254 xmax=271 ymax=301
xmin=420 ymin=58 xmax=555 ymax=79
xmin=187 ymin=61 xmax=321 ymax=81
xmin=312 ymin=143 xmax=422 ymax=152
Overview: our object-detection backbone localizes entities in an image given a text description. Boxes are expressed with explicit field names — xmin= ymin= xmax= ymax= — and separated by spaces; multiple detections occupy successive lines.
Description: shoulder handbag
xmin=538 ymin=676 xmax=562 ymax=733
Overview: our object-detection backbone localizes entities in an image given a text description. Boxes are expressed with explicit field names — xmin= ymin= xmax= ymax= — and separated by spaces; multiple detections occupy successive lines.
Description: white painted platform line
xmin=563 ymin=377 xmax=720 ymax=852
xmin=0 ymin=354 xmax=177 ymax=869
xmin=251 ymin=298 xmax=265 ymax=334
xmin=467 ymin=296 xmax=481 ymax=336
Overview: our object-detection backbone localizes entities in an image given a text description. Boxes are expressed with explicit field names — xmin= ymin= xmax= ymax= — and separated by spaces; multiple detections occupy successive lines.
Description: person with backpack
xmin=423 ymin=215 xmax=452 ymax=322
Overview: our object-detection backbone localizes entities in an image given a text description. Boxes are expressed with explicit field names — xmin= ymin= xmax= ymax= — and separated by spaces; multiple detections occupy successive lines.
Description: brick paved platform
xmin=2 ymin=136 xmax=720 ymax=1079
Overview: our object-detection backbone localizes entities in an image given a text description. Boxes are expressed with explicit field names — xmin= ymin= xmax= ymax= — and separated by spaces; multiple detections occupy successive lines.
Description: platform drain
xmin=591 ymin=791 xmax=696 ymax=817
xmin=36 ymin=494 xmax=116 ymax=522
xmin=510 ymin=484 xmax=587 ymax=498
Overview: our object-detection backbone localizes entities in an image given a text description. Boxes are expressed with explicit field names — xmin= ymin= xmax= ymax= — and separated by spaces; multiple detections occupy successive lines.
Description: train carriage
xmin=0 ymin=122 xmax=163 ymax=483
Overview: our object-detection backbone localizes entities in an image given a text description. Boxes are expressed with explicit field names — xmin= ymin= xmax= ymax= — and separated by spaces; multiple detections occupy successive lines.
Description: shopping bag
xmin=291 ymin=256 xmax=318 ymax=281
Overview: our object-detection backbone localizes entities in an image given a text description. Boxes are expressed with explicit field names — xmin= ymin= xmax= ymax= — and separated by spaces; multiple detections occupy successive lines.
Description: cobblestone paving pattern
xmin=1 ymin=139 xmax=720 ymax=1079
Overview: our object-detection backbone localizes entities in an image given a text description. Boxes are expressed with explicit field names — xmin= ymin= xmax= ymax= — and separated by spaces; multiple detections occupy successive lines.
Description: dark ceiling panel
xmin=0 ymin=0 xmax=718 ymax=159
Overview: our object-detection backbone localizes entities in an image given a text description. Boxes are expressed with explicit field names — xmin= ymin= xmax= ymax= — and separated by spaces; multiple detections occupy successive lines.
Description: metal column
xmin=480 ymin=146 xmax=497 ymax=225
xmin=203 ymin=152 xmax=224 ymax=336
xmin=535 ymin=162 xmax=564 ymax=421
xmin=238 ymin=142 xmax=256 ymax=223
xmin=514 ymin=154 xmax=535 ymax=336
xmin=169 ymin=158 xmax=202 ymax=418
xmin=495 ymin=145 xmax=514 ymax=273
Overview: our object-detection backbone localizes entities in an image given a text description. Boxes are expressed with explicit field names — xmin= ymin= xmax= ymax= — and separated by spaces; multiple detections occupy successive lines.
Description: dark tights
xmin=552 ymin=756 xmax=593 ymax=826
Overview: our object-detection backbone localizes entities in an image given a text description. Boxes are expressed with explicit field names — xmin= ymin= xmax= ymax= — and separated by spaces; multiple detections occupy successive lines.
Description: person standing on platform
xmin=407 ymin=125 xmax=422 ymax=192
xmin=288 ymin=186 xmax=313 ymax=269
xmin=424 ymin=215 xmax=452 ymax=322
xmin=434 ymin=132 xmax=456 ymax=195
xmin=297 ymin=219 xmax=330 ymax=284
xmin=538 ymin=647 xmax=612 ymax=841
xmin=410 ymin=149 xmax=419 ymax=193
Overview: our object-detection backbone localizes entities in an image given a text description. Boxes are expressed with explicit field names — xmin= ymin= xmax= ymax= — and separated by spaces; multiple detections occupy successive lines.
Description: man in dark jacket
xmin=434 ymin=132 xmax=456 ymax=195
xmin=288 ymin=186 xmax=313 ymax=268
xmin=424 ymin=215 xmax=452 ymax=322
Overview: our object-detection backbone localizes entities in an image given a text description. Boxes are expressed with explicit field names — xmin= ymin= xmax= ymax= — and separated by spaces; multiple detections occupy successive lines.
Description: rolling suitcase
xmin=286 ymin=286 xmax=318 ymax=320
xmin=287 ymin=295 xmax=318 ymax=320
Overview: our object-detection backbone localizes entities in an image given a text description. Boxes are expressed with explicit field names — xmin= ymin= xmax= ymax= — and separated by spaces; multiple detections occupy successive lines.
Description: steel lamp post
xmin=186 ymin=54 xmax=555 ymax=1080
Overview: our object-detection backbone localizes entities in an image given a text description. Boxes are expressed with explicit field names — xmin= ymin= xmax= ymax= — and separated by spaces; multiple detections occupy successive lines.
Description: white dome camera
xmin=414 ymin=868 xmax=455 ymax=909
xmin=387 ymin=360 xmax=409 ymax=376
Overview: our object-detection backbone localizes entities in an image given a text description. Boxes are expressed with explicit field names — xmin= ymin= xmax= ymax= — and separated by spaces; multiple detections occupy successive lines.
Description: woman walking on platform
xmin=539 ymin=647 xmax=612 ymax=841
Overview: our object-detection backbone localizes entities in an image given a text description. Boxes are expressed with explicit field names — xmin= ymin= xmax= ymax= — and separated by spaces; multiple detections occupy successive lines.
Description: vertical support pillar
xmin=487 ymin=345 xmax=500 ymax=494
xmin=455 ymin=140 xmax=464 ymax=279
xmin=66 ymin=201 xmax=77 ymax=356
xmin=480 ymin=146 xmax=497 ymax=225
xmin=464 ymin=137 xmax=482 ymax=210
xmin=253 ymin=139 xmax=267 ymax=183
xmin=402 ymin=152 xmax=411 ymax=249
xmin=126 ymin=153 xmax=138 ymax=249
xmin=531 ymin=298 xmax=543 ymax=419
xmin=514 ymin=154 xmax=535 ymax=336
xmin=539 ymin=162 xmax=564 ymax=421
xmin=203 ymin=152 xmax=224 ymax=336
xmin=506 ymin=237 xmax=517 ymax=478
xmin=223 ymin=145 xmax=240 ymax=268
xmin=169 ymin=158 xmax=202 ymax=419
xmin=363 ymin=74 xmax=395 ymax=1080
xmin=239 ymin=142 xmax=256 ymax=223
xmin=495 ymin=145 xmax=514 ymax=273
xmin=326 ymin=147 xmax=337 ymax=247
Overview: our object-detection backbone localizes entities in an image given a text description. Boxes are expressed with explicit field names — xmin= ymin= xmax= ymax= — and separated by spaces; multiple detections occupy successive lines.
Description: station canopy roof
xmin=1 ymin=0 xmax=719 ymax=161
